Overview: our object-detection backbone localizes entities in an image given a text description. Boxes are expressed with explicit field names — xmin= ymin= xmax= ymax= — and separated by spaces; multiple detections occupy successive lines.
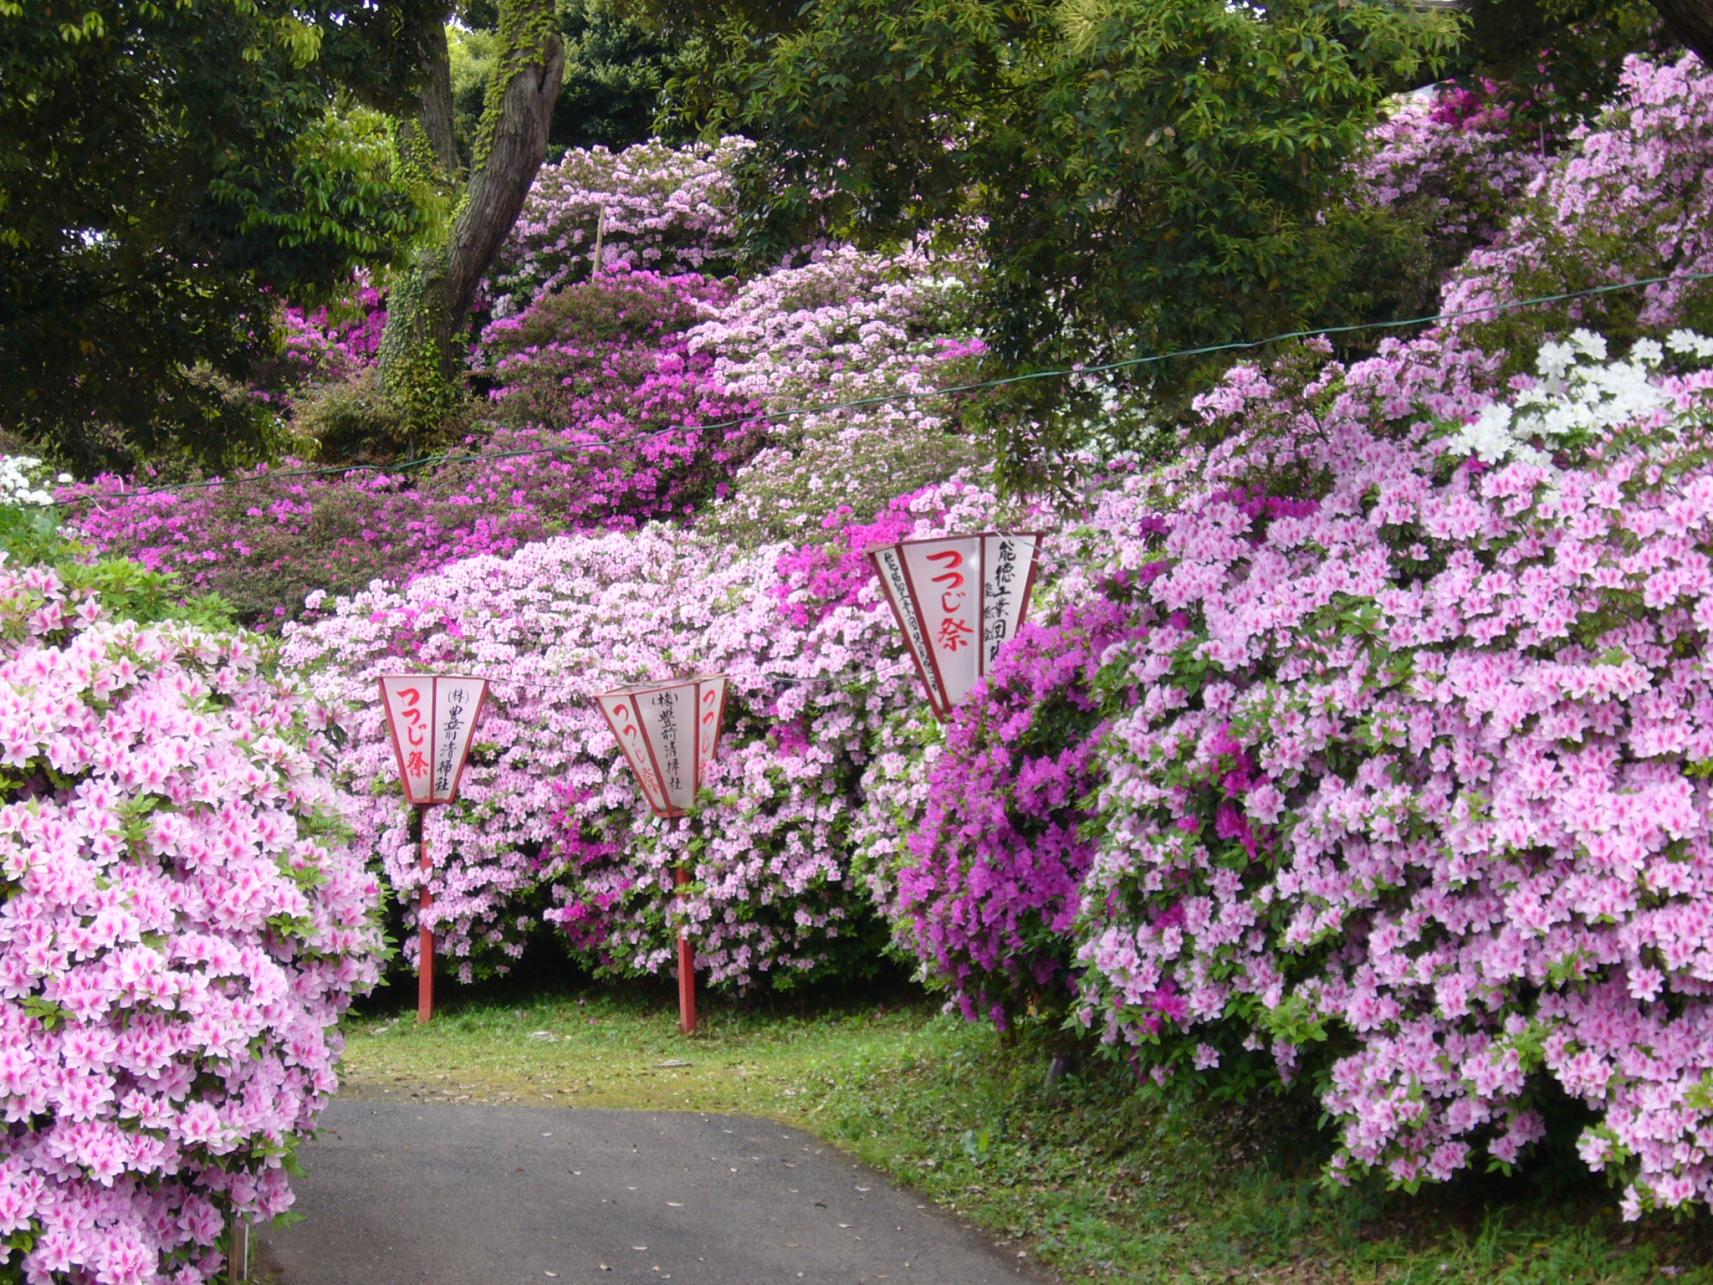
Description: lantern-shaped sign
xmin=868 ymin=532 xmax=1043 ymax=719
xmin=378 ymin=674 xmax=491 ymax=805
xmin=597 ymin=674 xmax=729 ymax=818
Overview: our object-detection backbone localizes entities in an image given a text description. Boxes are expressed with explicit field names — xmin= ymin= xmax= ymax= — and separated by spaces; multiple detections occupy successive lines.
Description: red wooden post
xmin=417 ymin=817 xmax=434 ymax=1024
xmin=675 ymin=866 xmax=696 ymax=1035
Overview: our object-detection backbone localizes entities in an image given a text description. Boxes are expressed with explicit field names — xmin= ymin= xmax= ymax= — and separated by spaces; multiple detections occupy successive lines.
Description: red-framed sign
xmin=596 ymin=674 xmax=730 ymax=819
xmin=867 ymin=532 xmax=1044 ymax=719
xmin=378 ymin=674 xmax=491 ymax=805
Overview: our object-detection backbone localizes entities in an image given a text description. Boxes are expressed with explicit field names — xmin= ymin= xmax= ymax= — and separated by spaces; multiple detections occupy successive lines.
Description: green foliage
xmin=0 ymin=1 xmax=441 ymax=473
xmin=457 ymin=0 xmax=688 ymax=159
xmin=290 ymin=367 xmax=447 ymax=463
xmin=375 ymin=246 xmax=470 ymax=450
xmin=242 ymin=105 xmax=445 ymax=276
xmin=0 ymin=501 xmax=234 ymax=632
xmin=659 ymin=0 xmax=1460 ymax=472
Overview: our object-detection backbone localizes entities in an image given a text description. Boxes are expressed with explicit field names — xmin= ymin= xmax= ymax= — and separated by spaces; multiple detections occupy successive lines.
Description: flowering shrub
xmin=0 ymin=560 xmax=381 ymax=1281
xmin=488 ymin=137 xmax=751 ymax=317
xmin=1443 ymin=52 xmax=1713 ymax=355
xmin=692 ymin=243 xmax=991 ymax=546
xmin=856 ymin=593 xmax=1135 ymax=1027
xmin=0 ymin=456 xmax=70 ymax=509
xmin=279 ymin=478 xmax=1016 ymax=989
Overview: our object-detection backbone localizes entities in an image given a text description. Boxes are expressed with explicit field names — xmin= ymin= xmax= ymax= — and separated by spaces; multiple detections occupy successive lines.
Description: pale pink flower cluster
xmin=0 ymin=561 xmax=381 ymax=1281
xmin=1443 ymin=53 xmax=1713 ymax=334
xmin=488 ymin=137 xmax=753 ymax=316
xmin=1074 ymin=328 xmax=1713 ymax=1214
xmin=688 ymin=242 xmax=990 ymax=545
xmin=279 ymin=481 xmax=1006 ymax=989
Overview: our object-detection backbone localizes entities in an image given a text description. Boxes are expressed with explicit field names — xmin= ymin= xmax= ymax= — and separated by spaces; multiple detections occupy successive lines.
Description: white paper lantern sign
xmin=378 ymin=674 xmax=491 ymax=806
xmin=867 ymin=532 xmax=1043 ymax=719
xmin=597 ymin=674 xmax=730 ymax=818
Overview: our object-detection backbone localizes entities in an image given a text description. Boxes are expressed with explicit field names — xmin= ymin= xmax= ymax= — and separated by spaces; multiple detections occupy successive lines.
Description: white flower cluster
xmin=0 ymin=454 xmax=69 ymax=508
xmin=1447 ymin=330 xmax=1711 ymax=467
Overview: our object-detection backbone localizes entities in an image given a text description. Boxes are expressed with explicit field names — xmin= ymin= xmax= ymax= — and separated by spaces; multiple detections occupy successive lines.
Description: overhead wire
xmin=39 ymin=267 xmax=1713 ymax=510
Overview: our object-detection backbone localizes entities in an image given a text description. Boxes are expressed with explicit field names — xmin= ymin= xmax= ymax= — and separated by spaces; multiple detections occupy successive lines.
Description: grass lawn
xmin=334 ymin=974 xmax=1713 ymax=1283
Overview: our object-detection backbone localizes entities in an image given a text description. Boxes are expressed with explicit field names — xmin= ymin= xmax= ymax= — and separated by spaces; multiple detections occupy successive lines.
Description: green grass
xmin=336 ymin=977 xmax=1713 ymax=1283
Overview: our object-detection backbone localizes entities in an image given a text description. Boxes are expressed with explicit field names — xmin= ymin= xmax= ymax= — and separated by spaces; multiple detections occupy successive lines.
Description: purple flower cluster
xmin=860 ymin=596 xmax=1140 ymax=1028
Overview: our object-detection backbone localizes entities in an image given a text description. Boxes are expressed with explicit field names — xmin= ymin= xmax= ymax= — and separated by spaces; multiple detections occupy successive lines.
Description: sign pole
xmin=675 ymin=866 xmax=696 ymax=1035
xmin=594 ymin=674 xmax=729 ymax=1039
xmin=227 ymin=1218 xmax=249 ymax=1283
xmin=416 ymin=806 xmax=434 ymax=1024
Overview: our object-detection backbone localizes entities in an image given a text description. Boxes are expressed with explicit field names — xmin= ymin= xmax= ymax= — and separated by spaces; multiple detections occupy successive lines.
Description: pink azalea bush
xmin=278 ymin=479 xmax=1017 ymax=989
xmin=0 ymin=560 xmax=382 ymax=1281
xmin=1071 ymin=326 xmax=1713 ymax=1215
xmin=275 ymin=284 xmax=389 ymax=389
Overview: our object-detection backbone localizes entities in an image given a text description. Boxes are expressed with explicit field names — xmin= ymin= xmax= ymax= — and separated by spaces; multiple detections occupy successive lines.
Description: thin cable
xmin=44 ymin=268 xmax=1713 ymax=510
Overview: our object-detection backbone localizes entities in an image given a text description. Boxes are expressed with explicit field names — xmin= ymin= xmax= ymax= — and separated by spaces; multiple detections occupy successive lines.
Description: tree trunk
xmin=415 ymin=12 xmax=461 ymax=178
xmin=1652 ymin=0 xmax=1713 ymax=66
xmin=378 ymin=0 xmax=564 ymax=442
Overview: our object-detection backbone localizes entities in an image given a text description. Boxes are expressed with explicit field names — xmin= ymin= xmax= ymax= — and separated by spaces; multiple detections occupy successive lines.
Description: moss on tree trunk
xmin=378 ymin=0 xmax=564 ymax=444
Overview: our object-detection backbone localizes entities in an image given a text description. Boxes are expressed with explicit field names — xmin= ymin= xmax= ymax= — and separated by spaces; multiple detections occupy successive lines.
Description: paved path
xmin=257 ymin=1100 xmax=1048 ymax=1285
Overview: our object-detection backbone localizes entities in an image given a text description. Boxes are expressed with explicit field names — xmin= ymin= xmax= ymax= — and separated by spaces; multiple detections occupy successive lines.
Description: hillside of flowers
xmin=60 ymin=139 xmax=984 ymax=630
xmin=0 ymin=555 xmax=383 ymax=1281
xmin=28 ymin=44 xmax=1713 ymax=1231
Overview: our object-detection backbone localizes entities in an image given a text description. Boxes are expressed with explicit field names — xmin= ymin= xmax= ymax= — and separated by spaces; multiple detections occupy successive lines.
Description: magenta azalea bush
xmin=0 ymin=560 xmax=381 ymax=1282
xmin=475 ymin=266 xmax=767 ymax=527
xmin=855 ymin=594 xmax=1137 ymax=1027
xmin=276 ymin=284 xmax=389 ymax=390
xmin=278 ymin=479 xmax=1021 ymax=989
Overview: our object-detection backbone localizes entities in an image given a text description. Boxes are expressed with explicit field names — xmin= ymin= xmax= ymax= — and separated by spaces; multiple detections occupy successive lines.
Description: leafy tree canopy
xmin=0 ymin=0 xmax=446 ymax=472
xmin=453 ymin=0 xmax=689 ymax=159
xmin=656 ymin=0 xmax=1463 ymax=459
